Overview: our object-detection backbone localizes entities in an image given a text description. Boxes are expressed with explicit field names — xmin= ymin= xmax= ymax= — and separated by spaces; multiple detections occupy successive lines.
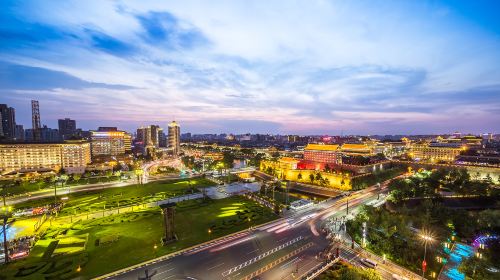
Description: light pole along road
xmin=98 ymin=179 xmax=415 ymax=280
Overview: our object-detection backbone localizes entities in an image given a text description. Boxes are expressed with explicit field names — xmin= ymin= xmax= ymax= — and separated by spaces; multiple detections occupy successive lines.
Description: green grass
xmin=1 ymin=176 xmax=123 ymax=196
xmin=12 ymin=178 xmax=214 ymax=216
xmin=0 ymin=196 xmax=278 ymax=279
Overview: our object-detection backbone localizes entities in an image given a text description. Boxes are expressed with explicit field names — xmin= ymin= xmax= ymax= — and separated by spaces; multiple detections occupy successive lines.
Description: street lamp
xmin=1 ymin=206 xmax=13 ymax=264
xmin=420 ymin=232 xmax=434 ymax=279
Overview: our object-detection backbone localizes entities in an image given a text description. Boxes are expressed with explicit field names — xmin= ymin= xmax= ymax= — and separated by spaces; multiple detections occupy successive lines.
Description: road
xmin=4 ymin=175 xmax=185 ymax=206
xmin=5 ymin=159 xmax=185 ymax=206
xmin=99 ymin=180 xmax=401 ymax=280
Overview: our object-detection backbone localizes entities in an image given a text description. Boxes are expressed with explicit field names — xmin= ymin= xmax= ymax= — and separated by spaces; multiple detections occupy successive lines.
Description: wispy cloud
xmin=0 ymin=0 xmax=499 ymax=134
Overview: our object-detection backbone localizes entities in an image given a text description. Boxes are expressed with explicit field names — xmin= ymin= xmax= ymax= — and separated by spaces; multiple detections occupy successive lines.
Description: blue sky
xmin=0 ymin=0 xmax=499 ymax=135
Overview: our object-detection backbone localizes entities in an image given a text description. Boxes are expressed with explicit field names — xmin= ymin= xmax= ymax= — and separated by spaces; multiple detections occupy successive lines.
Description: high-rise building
xmin=151 ymin=125 xmax=160 ymax=147
xmin=136 ymin=125 xmax=162 ymax=148
xmin=15 ymin=125 xmax=24 ymax=141
xmin=58 ymin=118 xmax=77 ymax=140
xmin=90 ymin=128 xmax=130 ymax=156
xmin=0 ymin=140 xmax=91 ymax=174
xmin=0 ymin=104 xmax=16 ymax=140
xmin=168 ymin=121 xmax=181 ymax=155
xmin=31 ymin=100 xmax=41 ymax=142
xmin=25 ymin=126 xmax=61 ymax=142
xmin=158 ymin=128 xmax=167 ymax=147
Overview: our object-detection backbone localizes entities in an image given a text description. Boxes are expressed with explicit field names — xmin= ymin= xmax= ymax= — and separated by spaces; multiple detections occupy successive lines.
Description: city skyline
xmin=1 ymin=1 xmax=500 ymax=134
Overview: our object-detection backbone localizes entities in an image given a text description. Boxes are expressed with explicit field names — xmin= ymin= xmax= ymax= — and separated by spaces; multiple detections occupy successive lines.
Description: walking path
xmin=52 ymin=182 xmax=262 ymax=224
xmin=439 ymin=243 xmax=474 ymax=280
xmin=4 ymin=175 xmax=185 ymax=206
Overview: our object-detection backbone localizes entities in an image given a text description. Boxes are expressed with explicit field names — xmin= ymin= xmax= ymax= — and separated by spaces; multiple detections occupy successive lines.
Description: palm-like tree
xmin=309 ymin=173 xmax=315 ymax=184
xmin=324 ymin=178 xmax=330 ymax=187
xmin=315 ymin=173 xmax=322 ymax=182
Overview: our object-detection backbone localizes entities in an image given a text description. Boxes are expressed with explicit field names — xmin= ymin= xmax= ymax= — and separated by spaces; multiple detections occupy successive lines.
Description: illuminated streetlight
xmin=420 ymin=231 xmax=434 ymax=279
xmin=1 ymin=206 xmax=13 ymax=264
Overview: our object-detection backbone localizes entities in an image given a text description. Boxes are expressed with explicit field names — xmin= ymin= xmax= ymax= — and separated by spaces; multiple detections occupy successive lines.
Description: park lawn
xmin=12 ymin=178 xmax=214 ymax=216
xmin=0 ymin=196 xmax=278 ymax=279
xmin=1 ymin=176 xmax=123 ymax=196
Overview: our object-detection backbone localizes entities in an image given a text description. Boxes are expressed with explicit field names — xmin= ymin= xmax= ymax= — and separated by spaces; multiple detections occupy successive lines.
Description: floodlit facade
xmin=340 ymin=143 xmax=375 ymax=156
xmin=0 ymin=141 xmax=91 ymax=174
xmin=411 ymin=143 xmax=465 ymax=163
xmin=168 ymin=121 xmax=181 ymax=155
xmin=90 ymin=130 xmax=130 ymax=156
xmin=303 ymin=143 xmax=341 ymax=164
xmin=260 ymin=158 xmax=351 ymax=190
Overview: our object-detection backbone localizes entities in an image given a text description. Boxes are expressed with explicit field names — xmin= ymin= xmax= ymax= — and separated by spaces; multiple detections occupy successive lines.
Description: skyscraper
xmin=0 ymin=104 xmax=16 ymax=140
xmin=58 ymin=118 xmax=77 ymax=140
xmin=168 ymin=121 xmax=181 ymax=155
xmin=136 ymin=125 xmax=161 ymax=148
xmin=31 ymin=100 xmax=41 ymax=142
xmin=158 ymin=128 xmax=167 ymax=147
xmin=15 ymin=125 xmax=24 ymax=141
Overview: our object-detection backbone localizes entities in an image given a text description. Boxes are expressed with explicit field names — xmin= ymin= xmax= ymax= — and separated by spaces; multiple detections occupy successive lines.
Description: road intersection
xmin=99 ymin=178 xmax=420 ymax=280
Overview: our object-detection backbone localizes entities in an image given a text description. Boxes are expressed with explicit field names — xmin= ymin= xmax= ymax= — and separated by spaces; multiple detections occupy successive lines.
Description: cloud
xmin=85 ymin=29 xmax=136 ymax=56
xmin=136 ymin=11 xmax=209 ymax=49
xmin=0 ymin=61 xmax=136 ymax=91
xmin=0 ymin=0 xmax=499 ymax=134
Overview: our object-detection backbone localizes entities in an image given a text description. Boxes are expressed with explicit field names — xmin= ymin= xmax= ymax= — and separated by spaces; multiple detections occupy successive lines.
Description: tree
xmin=105 ymin=170 xmax=113 ymax=179
xmin=324 ymin=165 xmax=331 ymax=173
xmin=315 ymin=173 xmax=323 ymax=181
xmin=73 ymin=173 xmax=82 ymax=184
xmin=222 ymin=151 xmax=235 ymax=169
xmin=309 ymin=173 xmax=315 ymax=184
xmin=324 ymin=178 xmax=330 ymax=187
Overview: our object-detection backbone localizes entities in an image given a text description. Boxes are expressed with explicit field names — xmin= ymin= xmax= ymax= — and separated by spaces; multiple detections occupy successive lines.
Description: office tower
xmin=15 ymin=125 xmax=24 ymax=141
xmin=158 ymin=128 xmax=167 ymax=147
xmin=0 ymin=104 xmax=16 ymax=140
xmin=31 ymin=100 xmax=41 ymax=141
xmin=136 ymin=125 xmax=162 ymax=148
xmin=168 ymin=121 xmax=180 ymax=155
xmin=58 ymin=118 xmax=77 ymax=140
xmin=24 ymin=126 xmax=61 ymax=142
xmin=150 ymin=125 xmax=160 ymax=147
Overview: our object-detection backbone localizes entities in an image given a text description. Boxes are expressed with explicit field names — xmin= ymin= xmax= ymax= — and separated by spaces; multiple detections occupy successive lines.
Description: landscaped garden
xmin=0 ymin=173 xmax=125 ymax=197
xmin=317 ymin=261 xmax=381 ymax=280
xmin=0 ymin=196 xmax=278 ymax=279
xmin=12 ymin=178 xmax=214 ymax=216
xmin=347 ymin=168 xmax=500 ymax=279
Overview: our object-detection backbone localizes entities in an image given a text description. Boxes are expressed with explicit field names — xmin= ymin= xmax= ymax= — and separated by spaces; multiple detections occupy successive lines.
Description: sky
xmin=1 ymin=0 xmax=499 ymax=135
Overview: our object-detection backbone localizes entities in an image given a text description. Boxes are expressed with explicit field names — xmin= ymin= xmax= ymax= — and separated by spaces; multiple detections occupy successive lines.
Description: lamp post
xmin=1 ymin=206 xmax=12 ymax=264
xmin=420 ymin=233 xmax=434 ymax=279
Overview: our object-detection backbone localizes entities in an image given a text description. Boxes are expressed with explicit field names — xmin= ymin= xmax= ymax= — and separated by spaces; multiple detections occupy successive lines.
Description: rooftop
xmin=304 ymin=143 xmax=340 ymax=151
xmin=341 ymin=143 xmax=371 ymax=150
